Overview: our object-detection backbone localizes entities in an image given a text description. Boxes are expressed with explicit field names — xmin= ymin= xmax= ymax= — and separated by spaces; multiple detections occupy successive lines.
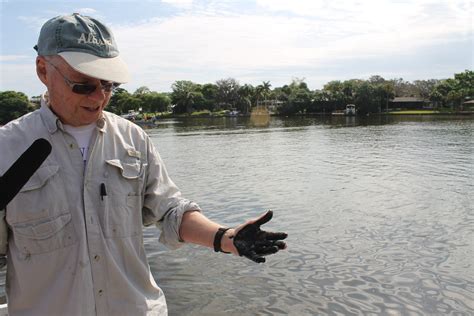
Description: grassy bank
xmin=388 ymin=110 xmax=440 ymax=115
xmin=138 ymin=109 xmax=473 ymax=120
xmin=387 ymin=110 xmax=474 ymax=115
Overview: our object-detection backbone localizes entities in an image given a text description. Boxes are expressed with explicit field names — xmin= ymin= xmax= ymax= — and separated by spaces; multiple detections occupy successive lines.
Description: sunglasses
xmin=45 ymin=60 xmax=120 ymax=95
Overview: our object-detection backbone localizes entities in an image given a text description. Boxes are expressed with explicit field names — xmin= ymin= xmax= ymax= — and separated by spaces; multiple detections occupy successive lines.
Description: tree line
xmin=0 ymin=70 xmax=472 ymax=124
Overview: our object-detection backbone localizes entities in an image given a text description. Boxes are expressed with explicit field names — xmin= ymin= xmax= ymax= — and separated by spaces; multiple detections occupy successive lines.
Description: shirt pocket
xmin=11 ymin=213 xmax=76 ymax=255
xmin=8 ymin=166 xmax=65 ymax=219
xmin=7 ymin=165 xmax=77 ymax=256
xmin=103 ymin=159 xmax=146 ymax=238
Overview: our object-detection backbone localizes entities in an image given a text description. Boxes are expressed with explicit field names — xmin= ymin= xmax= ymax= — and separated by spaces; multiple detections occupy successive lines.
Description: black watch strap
xmin=213 ymin=227 xmax=231 ymax=253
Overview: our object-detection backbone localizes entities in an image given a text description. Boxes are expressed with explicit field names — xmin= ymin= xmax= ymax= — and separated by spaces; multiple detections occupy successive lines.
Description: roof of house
xmin=390 ymin=97 xmax=428 ymax=102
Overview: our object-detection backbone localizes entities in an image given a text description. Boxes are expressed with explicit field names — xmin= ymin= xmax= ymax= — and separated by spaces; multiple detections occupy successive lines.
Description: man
xmin=0 ymin=13 xmax=287 ymax=315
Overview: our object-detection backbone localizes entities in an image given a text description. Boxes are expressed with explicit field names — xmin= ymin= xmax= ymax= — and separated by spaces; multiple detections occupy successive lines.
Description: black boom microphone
xmin=0 ymin=138 xmax=52 ymax=210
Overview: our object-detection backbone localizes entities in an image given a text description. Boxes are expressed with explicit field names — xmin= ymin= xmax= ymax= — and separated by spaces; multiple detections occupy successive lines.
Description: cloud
xmin=74 ymin=8 xmax=98 ymax=15
xmin=17 ymin=8 xmax=103 ymax=32
xmin=255 ymin=0 xmax=472 ymax=20
xmin=0 ymin=55 xmax=30 ymax=62
xmin=111 ymin=0 xmax=471 ymax=92
xmin=161 ymin=0 xmax=194 ymax=9
xmin=3 ymin=0 xmax=471 ymax=96
xmin=17 ymin=15 xmax=50 ymax=31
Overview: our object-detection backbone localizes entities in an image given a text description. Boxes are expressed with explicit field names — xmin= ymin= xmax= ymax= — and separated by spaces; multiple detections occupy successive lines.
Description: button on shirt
xmin=0 ymin=101 xmax=201 ymax=315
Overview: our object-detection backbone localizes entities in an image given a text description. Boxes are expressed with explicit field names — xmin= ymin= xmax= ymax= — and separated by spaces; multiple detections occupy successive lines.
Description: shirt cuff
xmin=156 ymin=200 xmax=201 ymax=250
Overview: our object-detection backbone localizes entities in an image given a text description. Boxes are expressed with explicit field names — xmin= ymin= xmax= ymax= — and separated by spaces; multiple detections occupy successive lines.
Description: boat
xmin=332 ymin=104 xmax=357 ymax=116
xmin=228 ymin=110 xmax=240 ymax=117
xmin=120 ymin=110 xmax=139 ymax=120
xmin=345 ymin=104 xmax=356 ymax=116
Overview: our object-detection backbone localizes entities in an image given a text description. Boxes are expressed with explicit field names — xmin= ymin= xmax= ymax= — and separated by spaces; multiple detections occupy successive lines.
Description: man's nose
xmin=87 ymin=84 xmax=107 ymax=101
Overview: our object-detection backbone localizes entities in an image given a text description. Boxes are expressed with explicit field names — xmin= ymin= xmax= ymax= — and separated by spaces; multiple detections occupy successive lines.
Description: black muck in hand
xmin=233 ymin=210 xmax=288 ymax=263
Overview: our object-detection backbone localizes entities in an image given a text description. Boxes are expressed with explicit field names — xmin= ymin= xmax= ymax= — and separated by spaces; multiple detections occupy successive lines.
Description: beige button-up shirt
xmin=0 ymin=102 xmax=200 ymax=315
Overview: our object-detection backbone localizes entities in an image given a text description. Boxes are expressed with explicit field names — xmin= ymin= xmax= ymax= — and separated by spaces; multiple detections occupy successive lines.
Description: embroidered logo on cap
xmin=77 ymin=33 xmax=113 ymax=46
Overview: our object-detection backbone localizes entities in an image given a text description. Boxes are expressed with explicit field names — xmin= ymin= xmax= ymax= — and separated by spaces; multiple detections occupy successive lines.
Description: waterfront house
xmin=388 ymin=97 xmax=431 ymax=110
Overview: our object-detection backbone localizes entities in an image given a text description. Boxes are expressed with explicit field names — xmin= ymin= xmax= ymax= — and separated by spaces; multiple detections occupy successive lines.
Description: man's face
xmin=37 ymin=56 xmax=113 ymax=127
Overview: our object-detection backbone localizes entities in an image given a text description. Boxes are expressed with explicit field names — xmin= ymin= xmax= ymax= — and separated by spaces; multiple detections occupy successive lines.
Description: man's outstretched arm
xmin=179 ymin=210 xmax=288 ymax=263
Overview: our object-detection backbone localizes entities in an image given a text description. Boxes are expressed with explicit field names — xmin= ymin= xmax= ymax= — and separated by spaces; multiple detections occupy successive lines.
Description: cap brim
xmin=59 ymin=51 xmax=130 ymax=84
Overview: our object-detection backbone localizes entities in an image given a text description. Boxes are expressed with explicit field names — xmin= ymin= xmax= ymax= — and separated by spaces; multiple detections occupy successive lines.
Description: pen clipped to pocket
xmin=100 ymin=183 xmax=107 ymax=201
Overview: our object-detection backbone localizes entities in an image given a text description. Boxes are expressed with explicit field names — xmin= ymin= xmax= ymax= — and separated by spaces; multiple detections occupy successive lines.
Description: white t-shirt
xmin=64 ymin=123 xmax=96 ymax=167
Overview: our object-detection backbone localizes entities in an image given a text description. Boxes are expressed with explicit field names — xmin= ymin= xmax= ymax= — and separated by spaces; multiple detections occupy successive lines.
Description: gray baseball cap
xmin=35 ymin=13 xmax=130 ymax=83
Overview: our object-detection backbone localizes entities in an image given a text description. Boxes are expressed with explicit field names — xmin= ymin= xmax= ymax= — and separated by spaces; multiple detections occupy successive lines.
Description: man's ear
xmin=36 ymin=56 xmax=48 ymax=85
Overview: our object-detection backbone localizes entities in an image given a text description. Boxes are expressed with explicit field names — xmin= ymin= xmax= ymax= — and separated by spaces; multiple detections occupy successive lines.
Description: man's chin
xmin=75 ymin=110 xmax=102 ymax=126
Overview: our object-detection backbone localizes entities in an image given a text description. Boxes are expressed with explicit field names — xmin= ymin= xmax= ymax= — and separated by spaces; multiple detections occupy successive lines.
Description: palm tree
xmin=171 ymin=80 xmax=197 ymax=114
xmin=238 ymin=84 xmax=254 ymax=114
xmin=255 ymin=81 xmax=272 ymax=108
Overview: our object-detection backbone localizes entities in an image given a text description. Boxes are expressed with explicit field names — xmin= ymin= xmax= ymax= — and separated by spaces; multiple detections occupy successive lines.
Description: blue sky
xmin=1 ymin=0 xmax=472 ymax=97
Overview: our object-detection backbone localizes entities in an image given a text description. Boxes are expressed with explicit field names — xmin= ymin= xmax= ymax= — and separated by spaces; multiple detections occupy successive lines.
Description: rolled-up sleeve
xmin=142 ymin=139 xmax=201 ymax=249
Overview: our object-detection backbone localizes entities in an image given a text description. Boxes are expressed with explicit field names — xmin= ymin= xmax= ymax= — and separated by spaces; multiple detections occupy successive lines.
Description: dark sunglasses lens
xmin=72 ymin=84 xmax=96 ymax=95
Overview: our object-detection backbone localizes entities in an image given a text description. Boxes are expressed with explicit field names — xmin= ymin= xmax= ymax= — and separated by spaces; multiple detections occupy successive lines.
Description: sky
xmin=0 ymin=0 xmax=473 ymax=97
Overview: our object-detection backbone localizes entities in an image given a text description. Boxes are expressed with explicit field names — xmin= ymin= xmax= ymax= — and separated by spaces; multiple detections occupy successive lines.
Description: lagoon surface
xmin=145 ymin=115 xmax=473 ymax=316
xmin=1 ymin=115 xmax=473 ymax=315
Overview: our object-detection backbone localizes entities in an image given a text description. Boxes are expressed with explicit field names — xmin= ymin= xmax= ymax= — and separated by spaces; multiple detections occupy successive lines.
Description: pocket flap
xmin=106 ymin=159 xmax=141 ymax=179
xmin=13 ymin=213 xmax=72 ymax=240
xmin=20 ymin=165 xmax=59 ymax=192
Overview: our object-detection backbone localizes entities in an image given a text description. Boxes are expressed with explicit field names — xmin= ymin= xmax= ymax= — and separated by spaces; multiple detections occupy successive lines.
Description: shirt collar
xmin=40 ymin=93 xmax=61 ymax=133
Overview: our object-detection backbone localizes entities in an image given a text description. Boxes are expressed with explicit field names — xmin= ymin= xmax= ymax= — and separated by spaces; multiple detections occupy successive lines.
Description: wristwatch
xmin=213 ymin=227 xmax=231 ymax=253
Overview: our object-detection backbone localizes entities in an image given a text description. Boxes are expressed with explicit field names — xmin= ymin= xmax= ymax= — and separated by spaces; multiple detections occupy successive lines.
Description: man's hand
xmin=231 ymin=210 xmax=287 ymax=263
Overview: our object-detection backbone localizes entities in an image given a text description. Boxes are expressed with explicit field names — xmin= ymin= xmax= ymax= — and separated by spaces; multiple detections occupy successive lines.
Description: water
xmin=2 ymin=115 xmax=473 ymax=315
xmin=145 ymin=115 xmax=473 ymax=315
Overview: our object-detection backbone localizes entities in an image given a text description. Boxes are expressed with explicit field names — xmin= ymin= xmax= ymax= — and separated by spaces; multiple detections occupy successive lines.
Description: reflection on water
xmin=147 ymin=115 xmax=473 ymax=315
xmin=2 ymin=115 xmax=473 ymax=315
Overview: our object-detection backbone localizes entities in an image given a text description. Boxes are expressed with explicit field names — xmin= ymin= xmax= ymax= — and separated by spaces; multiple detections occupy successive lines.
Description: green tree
xmin=430 ymin=70 xmax=474 ymax=109
xmin=323 ymin=80 xmax=348 ymax=111
xmin=368 ymin=75 xmax=386 ymax=85
xmin=107 ymin=88 xmax=131 ymax=114
xmin=413 ymin=80 xmax=439 ymax=100
xmin=216 ymin=78 xmax=240 ymax=110
xmin=0 ymin=91 xmax=31 ymax=124
xmin=133 ymin=86 xmax=151 ymax=96
xmin=107 ymin=88 xmax=142 ymax=114
xmin=354 ymin=82 xmax=379 ymax=114
xmin=121 ymin=95 xmax=142 ymax=114
xmin=378 ymin=82 xmax=395 ymax=112
xmin=200 ymin=83 xmax=219 ymax=111
xmin=253 ymin=85 xmax=264 ymax=106
xmin=171 ymin=80 xmax=198 ymax=114
xmin=277 ymin=79 xmax=311 ymax=115
xmin=260 ymin=81 xmax=272 ymax=101
xmin=140 ymin=92 xmax=171 ymax=113
xmin=310 ymin=90 xmax=332 ymax=113
xmin=390 ymin=78 xmax=418 ymax=97
xmin=189 ymin=90 xmax=206 ymax=111
xmin=237 ymin=84 xmax=255 ymax=114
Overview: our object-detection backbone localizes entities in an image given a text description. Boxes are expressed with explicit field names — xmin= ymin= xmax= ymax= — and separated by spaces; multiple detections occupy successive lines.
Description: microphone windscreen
xmin=0 ymin=138 xmax=52 ymax=210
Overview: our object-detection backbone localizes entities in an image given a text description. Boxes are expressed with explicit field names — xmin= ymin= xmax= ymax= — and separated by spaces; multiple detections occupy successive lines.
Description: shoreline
xmin=153 ymin=111 xmax=474 ymax=119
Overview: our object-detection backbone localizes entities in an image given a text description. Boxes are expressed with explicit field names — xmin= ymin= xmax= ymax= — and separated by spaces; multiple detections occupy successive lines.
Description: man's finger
xmin=255 ymin=243 xmax=275 ymax=251
xmin=274 ymin=241 xmax=287 ymax=250
xmin=252 ymin=256 xmax=265 ymax=263
xmin=247 ymin=251 xmax=265 ymax=263
xmin=254 ymin=210 xmax=273 ymax=227
xmin=255 ymin=245 xmax=279 ymax=256
xmin=263 ymin=231 xmax=288 ymax=240
xmin=254 ymin=239 xmax=275 ymax=247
